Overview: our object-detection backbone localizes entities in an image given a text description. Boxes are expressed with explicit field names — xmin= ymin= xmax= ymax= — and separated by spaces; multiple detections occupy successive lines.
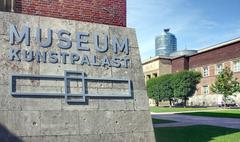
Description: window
xmin=0 ymin=0 xmax=15 ymax=12
xmin=203 ymin=85 xmax=209 ymax=95
xmin=216 ymin=64 xmax=223 ymax=75
xmin=146 ymin=75 xmax=151 ymax=80
xmin=233 ymin=60 xmax=240 ymax=72
xmin=153 ymin=73 xmax=157 ymax=78
xmin=202 ymin=67 xmax=209 ymax=77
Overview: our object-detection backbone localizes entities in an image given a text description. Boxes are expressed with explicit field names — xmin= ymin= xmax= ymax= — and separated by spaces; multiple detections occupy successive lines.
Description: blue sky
xmin=127 ymin=0 xmax=240 ymax=60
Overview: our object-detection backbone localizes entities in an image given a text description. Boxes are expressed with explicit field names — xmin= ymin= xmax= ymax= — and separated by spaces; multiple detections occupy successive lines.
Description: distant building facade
xmin=155 ymin=29 xmax=177 ymax=56
xmin=142 ymin=56 xmax=172 ymax=106
xmin=170 ymin=49 xmax=197 ymax=57
xmin=143 ymin=38 xmax=240 ymax=106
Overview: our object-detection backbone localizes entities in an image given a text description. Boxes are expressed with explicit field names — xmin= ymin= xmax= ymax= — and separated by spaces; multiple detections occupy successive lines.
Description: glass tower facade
xmin=155 ymin=29 xmax=177 ymax=56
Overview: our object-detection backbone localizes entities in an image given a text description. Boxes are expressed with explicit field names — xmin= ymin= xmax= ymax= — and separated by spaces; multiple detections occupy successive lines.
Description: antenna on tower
xmin=164 ymin=29 xmax=170 ymax=32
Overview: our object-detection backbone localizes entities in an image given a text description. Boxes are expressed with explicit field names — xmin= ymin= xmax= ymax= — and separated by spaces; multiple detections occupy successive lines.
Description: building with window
xmin=202 ymin=85 xmax=209 ymax=95
xmin=216 ymin=64 xmax=223 ymax=75
xmin=202 ymin=66 xmax=209 ymax=77
xmin=143 ymin=56 xmax=172 ymax=82
xmin=143 ymin=37 xmax=240 ymax=106
xmin=0 ymin=0 xmax=15 ymax=12
xmin=155 ymin=29 xmax=177 ymax=56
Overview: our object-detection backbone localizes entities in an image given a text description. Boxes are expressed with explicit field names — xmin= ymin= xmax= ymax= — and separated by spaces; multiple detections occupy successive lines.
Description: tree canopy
xmin=146 ymin=76 xmax=163 ymax=106
xmin=172 ymin=71 xmax=202 ymax=106
xmin=146 ymin=70 xmax=202 ymax=107
xmin=211 ymin=67 xmax=240 ymax=106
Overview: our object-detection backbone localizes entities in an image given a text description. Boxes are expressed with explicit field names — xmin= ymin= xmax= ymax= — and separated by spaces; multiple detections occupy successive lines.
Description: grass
xmin=154 ymin=125 xmax=240 ymax=142
xmin=150 ymin=106 xmax=216 ymax=113
xmin=181 ymin=109 xmax=240 ymax=118
xmin=152 ymin=118 xmax=176 ymax=124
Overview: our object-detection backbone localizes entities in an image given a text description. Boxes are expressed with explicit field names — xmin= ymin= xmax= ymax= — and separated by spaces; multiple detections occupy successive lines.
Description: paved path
xmin=152 ymin=114 xmax=240 ymax=129
xmin=151 ymin=108 xmax=224 ymax=115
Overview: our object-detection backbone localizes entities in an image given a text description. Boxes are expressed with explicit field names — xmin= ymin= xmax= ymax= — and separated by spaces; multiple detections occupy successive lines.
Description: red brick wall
xmin=188 ymin=42 xmax=240 ymax=68
xmin=15 ymin=0 xmax=126 ymax=27
xmin=172 ymin=41 xmax=240 ymax=72
xmin=171 ymin=56 xmax=189 ymax=72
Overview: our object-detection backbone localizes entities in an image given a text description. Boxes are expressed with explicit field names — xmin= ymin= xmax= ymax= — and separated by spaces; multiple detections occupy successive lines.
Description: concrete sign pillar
xmin=0 ymin=12 xmax=155 ymax=142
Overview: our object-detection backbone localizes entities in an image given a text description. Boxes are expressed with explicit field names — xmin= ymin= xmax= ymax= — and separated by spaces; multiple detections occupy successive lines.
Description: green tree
xmin=146 ymin=74 xmax=174 ymax=107
xmin=173 ymin=71 xmax=202 ymax=107
xmin=147 ymin=71 xmax=201 ymax=107
xmin=147 ymin=77 xmax=162 ymax=106
xmin=158 ymin=74 xmax=174 ymax=107
xmin=211 ymin=67 xmax=240 ymax=107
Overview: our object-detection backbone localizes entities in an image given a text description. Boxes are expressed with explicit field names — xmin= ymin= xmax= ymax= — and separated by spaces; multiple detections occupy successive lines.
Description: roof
xmin=142 ymin=37 xmax=240 ymax=64
xmin=198 ymin=37 xmax=240 ymax=53
xmin=142 ymin=56 xmax=172 ymax=65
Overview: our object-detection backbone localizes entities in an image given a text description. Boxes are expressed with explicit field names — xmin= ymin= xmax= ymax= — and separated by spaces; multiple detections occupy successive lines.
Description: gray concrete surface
xmin=152 ymin=114 xmax=240 ymax=129
xmin=0 ymin=11 xmax=155 ymax=142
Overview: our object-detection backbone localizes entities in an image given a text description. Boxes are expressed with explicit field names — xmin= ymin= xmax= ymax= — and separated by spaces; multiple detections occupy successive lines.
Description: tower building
xmin=155 ymin=29 xmax=177 ymax=56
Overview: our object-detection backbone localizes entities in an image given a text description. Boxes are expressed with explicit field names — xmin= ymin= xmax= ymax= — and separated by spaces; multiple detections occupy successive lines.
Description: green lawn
xmin=181 ymin=109 xmax=240 ymax=118
xmin=152 ymin=118 xmax=176 ymax=124
xmin=155 ymin=125 xmax=240 ymax=142
xmin=150 ymin=106 xmax=216 ymax=113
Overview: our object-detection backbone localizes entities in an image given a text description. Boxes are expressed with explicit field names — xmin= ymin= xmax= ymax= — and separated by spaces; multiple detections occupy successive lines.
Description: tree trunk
xmin=155 ymin=100 xmax=159 ymax=106
xmin=223 ymin=100 xmax=226 ymax=109
xmin=183 ymin=97 xmax=187 ymax=108
xmin=223 ymin=96 xmax=227 ymax=109
xmin=169 ymin=99 xmax=172 ymax=108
